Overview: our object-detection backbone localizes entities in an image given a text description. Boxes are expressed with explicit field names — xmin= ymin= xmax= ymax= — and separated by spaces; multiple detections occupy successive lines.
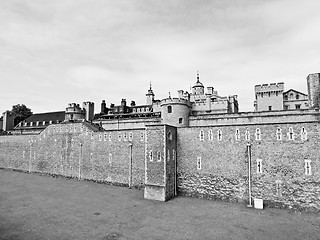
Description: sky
xmin=1 ymin=0 xmax=320 ymax=114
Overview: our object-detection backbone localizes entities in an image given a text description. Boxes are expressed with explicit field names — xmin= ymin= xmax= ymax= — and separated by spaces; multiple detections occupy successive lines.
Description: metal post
xmin=247 ymin=143 xmax=252 ymax=207
xmin=128 ymin=143 xmax=133 ymax=188
xmin=78 ymin=142 xmax=82 ymax=180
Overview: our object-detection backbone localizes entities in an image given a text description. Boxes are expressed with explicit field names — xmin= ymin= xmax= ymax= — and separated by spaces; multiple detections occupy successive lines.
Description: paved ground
xmin=0 ymin=169 xmax=319 ymax=240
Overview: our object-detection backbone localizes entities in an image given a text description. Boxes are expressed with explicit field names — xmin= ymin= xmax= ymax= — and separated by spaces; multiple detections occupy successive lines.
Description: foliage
xmin=10 ymin=104 xmax=33 ymax=126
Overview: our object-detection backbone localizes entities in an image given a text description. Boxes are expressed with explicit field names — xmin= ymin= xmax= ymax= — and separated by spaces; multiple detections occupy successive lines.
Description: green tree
xmin=10 ymin=104 xmax=33 ymax=126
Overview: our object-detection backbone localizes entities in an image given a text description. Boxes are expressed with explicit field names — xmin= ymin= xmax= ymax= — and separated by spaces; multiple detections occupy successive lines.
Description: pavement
xmin=0 ymin=169 xmax=319 ymax=240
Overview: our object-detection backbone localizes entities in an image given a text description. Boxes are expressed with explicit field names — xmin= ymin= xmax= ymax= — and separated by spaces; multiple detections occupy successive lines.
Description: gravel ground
xmin=0 ymin=169 xmax=319 ymax=240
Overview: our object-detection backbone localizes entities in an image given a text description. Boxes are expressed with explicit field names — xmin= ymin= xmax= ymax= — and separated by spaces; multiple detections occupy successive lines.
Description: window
xmin=108 ymin=133 xmax=112 ymax=142
xmin=296 ymin=94 xmax=300 ymax=100
xmin=66 ymin=126 xmax=69 ymax=132
xmin=288 ymin=127 xmax=294 ymax=140
xmin=24 ymin=122 xmax=28 ymax=126
xmin=30 ymin=122 xmax=33 ymax=127
xmin=99 ymin=133 xmax=102 ymax=141
xmin=129 ymin=132 xmax=133 ymax=141
xmin=305 ymin=160 xmax=312 ymax=175
xmin=268 ymin=106 xmax=272 ymax=111
xmin=295 ymin=104 xmax=301 ymax=109
xmin=108 ymin=153 xmax=112 ymax=164
xmin=284 ymin=105 xmax=289 ymax=110
xmin=74 ymin=126 xmax=77 ymax=132
xmin=199 ymin=130 xmax=204 ymax=141
xmin=118 ymin=132 xmax=122 ymax=141
xmin=123 ymin=132 xmax=127 ymax=141
xmin=49 ymin=120 xmax=52 ymax=124
xmin=301 ymin=127 xmax=307 ymax=141
xmin=172 ymin=149 xmax=176 ymax=161
xmin=167 ymin=106 xmax=172 ymax=113
xmin=91 ymin=132 xmax=94 ymax=140
xmin=179 ymin=118 xmax=183 ymax=124
xmin=284 ymin=95 xmax=288 ymax=101
xmin=217 ymin=129 xmax=222 ymax=141
xmin=140 ymin=132 xmax=144 ymax=142
xmin=268 ymin=92 xmax=271 ymax=97
xmin=157 ymin=151 xmax=161 ymax=162
xmin=168 ymin=131 xmax=173 ymax=141
xmin=149 ymin=150 xmax=153 ymax=162
xmin=256 ymin=159 xmax=262 ymax=173
xmin=197 ymin=157 xmax=201 ymax=170
xmin=245 ymin=129 xmax=250 ymax=141
xmin=235 ymin=129 xmax=240 ymax=141
xmin=104 ymin=132 xmax=107 ymax=141
xmin=208 ymin=130 xmax=213 ymax=141
xmin=22 ymin=150 xmax=25 ymax=159
xmin=255 ymin=128 xmax=261 ymax=141
xmin=36 ymin=121 xmax=39 ymax=126
xmin=167 ymin=149 xmax=170 ymax=161
xmin=276 ymin=180 xmax=282 ymax=196
xmin=43 ymin=121 xmax=46 ymax=125
xmin=276 ymin=128 xmax=282 ymax=141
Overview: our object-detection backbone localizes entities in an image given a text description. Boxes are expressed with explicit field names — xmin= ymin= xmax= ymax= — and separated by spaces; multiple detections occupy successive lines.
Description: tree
xmin=10 ymin=104 xmax=33 ymax=126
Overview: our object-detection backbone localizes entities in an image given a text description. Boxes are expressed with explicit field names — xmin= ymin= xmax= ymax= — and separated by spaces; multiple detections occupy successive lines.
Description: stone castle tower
xmin=307 ymin=73 xmax=320 ymax=109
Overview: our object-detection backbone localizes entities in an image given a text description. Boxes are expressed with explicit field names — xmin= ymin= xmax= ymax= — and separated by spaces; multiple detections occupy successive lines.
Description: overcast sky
xmin=1 ymin=0 xmax=320 ymax=114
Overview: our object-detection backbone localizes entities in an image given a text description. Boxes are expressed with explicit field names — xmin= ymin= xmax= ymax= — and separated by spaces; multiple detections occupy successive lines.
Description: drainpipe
xmin=78 ymin=142 xmax=82 ymax=180
xmin=128 ymin=143 xmax=133 ymax=188
xmin=247 ymin=142 xmax=252 ymax=207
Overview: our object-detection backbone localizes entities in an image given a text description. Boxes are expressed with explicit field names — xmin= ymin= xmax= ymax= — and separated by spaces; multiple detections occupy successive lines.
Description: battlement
xmin=65 ymin=103 xmax=84 ymax=113
xmin=255 ymin=82 xmax=284 ymax=92
xmin=160 ymin=98 xmax=191 ymax=106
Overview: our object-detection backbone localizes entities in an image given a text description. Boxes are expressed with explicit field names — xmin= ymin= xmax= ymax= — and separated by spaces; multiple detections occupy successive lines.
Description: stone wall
xmin=0 ymin=122 xmax=146 ymax=188
xmin=177 ymin=122 xmax=320 ymax=211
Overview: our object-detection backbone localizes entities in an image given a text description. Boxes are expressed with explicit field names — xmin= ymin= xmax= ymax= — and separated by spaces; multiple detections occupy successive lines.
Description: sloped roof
xmin=24 ymin=111 xmax=65 ymax=123
xmin=283 ymin=89 xmax=307 ymax=96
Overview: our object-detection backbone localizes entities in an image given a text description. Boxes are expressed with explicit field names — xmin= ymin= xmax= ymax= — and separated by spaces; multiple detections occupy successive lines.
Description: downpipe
xmin=128 ymin=143 xmax=133 ymax=189
xmin=247 ymin=142 xmax=252 ymax=208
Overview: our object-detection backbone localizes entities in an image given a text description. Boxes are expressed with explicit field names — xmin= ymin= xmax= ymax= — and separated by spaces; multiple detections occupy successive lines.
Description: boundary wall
xmin=0 ymin=122 xmax=146 ymax=188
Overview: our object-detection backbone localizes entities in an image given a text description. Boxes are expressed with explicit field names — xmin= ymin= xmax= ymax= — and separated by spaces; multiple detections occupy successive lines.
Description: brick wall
xmin=0 ymin=122 xmax=145 ymax=188
xmin=177 ymin=122 xmax=320 ymax=211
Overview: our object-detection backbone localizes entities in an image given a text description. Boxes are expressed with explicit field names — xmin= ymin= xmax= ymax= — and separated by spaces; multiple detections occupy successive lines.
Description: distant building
xmin=254 ymin=83 xmax=309 ymax=111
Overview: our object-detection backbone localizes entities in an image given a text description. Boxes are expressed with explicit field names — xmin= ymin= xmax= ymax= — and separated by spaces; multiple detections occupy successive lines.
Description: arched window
xmin=168 ymin=130 xmax=173 ymax=141
xmin=179 ymin=118 xmax=183 ymax=124
xmin=296 ymin=94 xmax=300 ymax=100
xmin=167 ymin=106 xmax=172 ymax=113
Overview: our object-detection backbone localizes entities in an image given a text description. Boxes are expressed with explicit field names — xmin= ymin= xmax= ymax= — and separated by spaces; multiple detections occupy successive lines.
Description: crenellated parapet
xmin=254 ymin=83 xmax=284 ymax=94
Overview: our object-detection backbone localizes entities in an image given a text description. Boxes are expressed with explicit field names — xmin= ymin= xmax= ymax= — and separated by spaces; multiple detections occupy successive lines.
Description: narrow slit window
xmin=118 ymin=132 xmax=122 ymax=141
xmin=276 ymin=128 xmax=282 ymax=141
xmin=172 ymin=149 xmax=176 ymax=161
xmin=288 ymin=127 xmax=294 ymax=140
xmin=108 ymin=153 xmax=112 ymax=164
xmin=149 ymin=150 xmax=153 ymax=162
xmin=197 ymin=157 xmax=201 ymax=170
xmin=217 ymin=129 xmax=222 ymax=141
xmin=235 ymin=129 xmax=240 ymax=141
xmin=129 ymin=132 xmax=133 ymax=141
xmin=104 ymin=132 xmax=107 ymax=141
xmin=199 ymin=130 xmax=204 ymax=141
xmin=276 ymin=180 xmax=282 ymax=196
xmin=305 ymin=160 xmax=312 ymax=175
xmin=140 ymin=132 xmax=144 ymax=142
xmin=123 ymin=132 xmax=127 ymax=141
xmin=157 ymin=151 xmax=161 ymax=162
xmin=245 ymin=129 xmax=250 ymax=141
xmin=256 ymin=159 xmax=262 ymax=173
xmin=99 ymin=133 xmax=102 ymax=141
xmin=208 ymin=130 xmax=213 ymax=141
xmin=255 ymin=128 xmax=261 ymax=141
xmin=108 ymin=133 xmax=112 ymax=142
xmin=167 ymin=106 xmax=172 ymax=113
xmin=301 ymin=127 xmax=307 ymax=141
xmin=179 ymin=118 xmax=183 ymax=124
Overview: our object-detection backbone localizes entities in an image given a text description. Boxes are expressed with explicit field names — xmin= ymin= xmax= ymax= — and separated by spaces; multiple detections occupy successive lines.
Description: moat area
xmin=0 ymin=169 xmax=319 ymax=240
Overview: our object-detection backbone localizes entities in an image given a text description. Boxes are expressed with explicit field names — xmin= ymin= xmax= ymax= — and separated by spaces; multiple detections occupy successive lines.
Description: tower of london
xmin=1 ymin=72 xmax=320 ymax=212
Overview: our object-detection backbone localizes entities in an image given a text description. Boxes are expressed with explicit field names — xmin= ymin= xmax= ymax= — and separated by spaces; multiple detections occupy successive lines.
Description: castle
xmin=1 ymin=72 xmax=320 ymax=212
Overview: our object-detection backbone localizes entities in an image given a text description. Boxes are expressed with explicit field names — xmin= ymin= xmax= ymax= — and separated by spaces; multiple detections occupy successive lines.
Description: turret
xmin=192 ymin=71 xmax=204 ymax=95
xmin=83 ymin=101 xmax=94 ymax=121
xmin=160 ymin=98 xmax=191 ymax=127
xmin=146 ymin=83 xmax=155 ymax=105
xmin=307 ymin=73 xmax=320 ymax=109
